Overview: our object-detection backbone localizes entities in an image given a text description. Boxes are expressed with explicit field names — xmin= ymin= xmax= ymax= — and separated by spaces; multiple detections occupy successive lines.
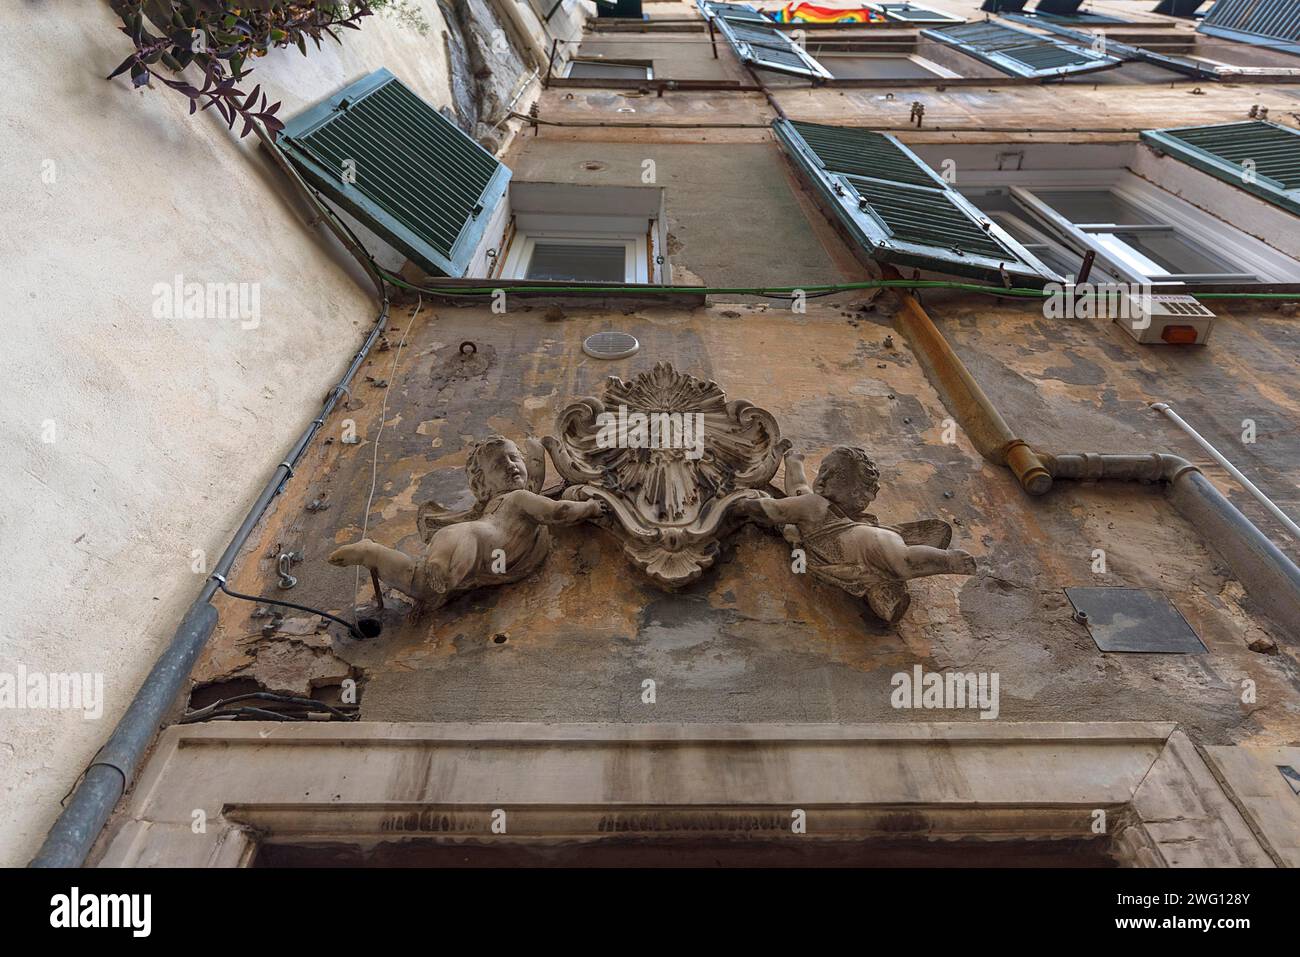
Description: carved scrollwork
xmin=543 ymin=362 xmax=782 ymax=588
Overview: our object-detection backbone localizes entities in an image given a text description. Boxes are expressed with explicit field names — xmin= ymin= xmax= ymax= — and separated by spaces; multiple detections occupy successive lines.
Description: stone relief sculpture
xmin=741 ymin=446 xmax=977 ymax=623
xmin=327 ymin=363 xmax=975 ymax=626
xmin=541 ymin=362 xmax=786 ymax=588
xmin=328 ymin=436 xmax=602 ymax=609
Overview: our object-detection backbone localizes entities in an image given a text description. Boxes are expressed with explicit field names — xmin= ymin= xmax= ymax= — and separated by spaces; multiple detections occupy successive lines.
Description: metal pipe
xmin=874 ymin=284 xmax=1299 ymax=629
xmin=1151 ymin=402 xmax=1300 ymax=542
xmin=858 ymin=263 xmax=1297 ymax=630
xmin=882 ymin=266 xmax=1052 ymax=495
xmin=544 ymin=38 xmax=559 ymax=88
xmin=1043 ymin=452 xmax=1300 ymax=636
xmin=29 ymin=601 xmax=218 ymax=869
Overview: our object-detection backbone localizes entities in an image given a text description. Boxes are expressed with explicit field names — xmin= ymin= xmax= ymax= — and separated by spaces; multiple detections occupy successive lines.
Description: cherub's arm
xmin=783 ymin=449 xmax=814 ymax=497
xmin=509 ymin=489 xmax=604 ymax=525
xmin=736 ymin=449 xmax=824 ymax=527
xmin=752 ymin=492 xmax=825 ymax=527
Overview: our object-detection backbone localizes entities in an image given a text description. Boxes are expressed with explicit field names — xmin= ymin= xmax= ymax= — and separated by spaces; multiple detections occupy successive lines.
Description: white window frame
xmin=501 ymin=231 xmax=650 ymax=283
xmin=953 ymin=167 xmax=1298 ymax=285
xmin=977 ymin=203 xmax=1123 ymax=286
xmin=564 ymin=57 xmax=654 ymax=79
xmin=812 ymin=51 xmax=961 ymax=79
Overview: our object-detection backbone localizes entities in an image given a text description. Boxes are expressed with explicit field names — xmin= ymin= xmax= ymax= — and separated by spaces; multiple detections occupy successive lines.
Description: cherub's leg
xmin=417 ymin=525 xmax=483 ymax=596
xmin=899 ymin=544 xmax=977 ymax=579
xmin=328 ymin=540 xmax=419 ymax=597
xmin=444 ymin=533 xmax=480 ymax=590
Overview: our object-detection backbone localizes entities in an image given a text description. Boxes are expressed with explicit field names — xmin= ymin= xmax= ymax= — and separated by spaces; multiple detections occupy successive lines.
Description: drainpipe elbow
xmin=1157 ymin=453 xmax=1198 ymax=484
xmin=1003 ymin=440 xmax=1052 ymax=496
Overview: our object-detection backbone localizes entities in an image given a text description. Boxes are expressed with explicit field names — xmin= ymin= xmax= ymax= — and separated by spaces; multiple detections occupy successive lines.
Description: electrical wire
xmin=374 ymin=267 xmax=1300 ymax=303
xmin=214 ymin=576 xmax=367 ymax=641
xmin=352 ymin=295 xmax=420 ymax=612
xmin=181 ymin=691 xmax=358 ymax=724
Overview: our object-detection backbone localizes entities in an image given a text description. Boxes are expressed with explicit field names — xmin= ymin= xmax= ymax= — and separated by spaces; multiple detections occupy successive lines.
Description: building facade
xmin=6 ymin=0 xmax=1300 ymax=867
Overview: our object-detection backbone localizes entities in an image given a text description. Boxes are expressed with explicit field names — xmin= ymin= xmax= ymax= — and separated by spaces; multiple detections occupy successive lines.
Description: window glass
xmin=1032 ymin=189 xmax=1156 ymax=226
xmin=816 ymin=55 xmax=940 ymax=80
xmin=568 ymin=61 xmax=649 ymax=79
xmin=526 ymin=242 xmax=628 ymax=282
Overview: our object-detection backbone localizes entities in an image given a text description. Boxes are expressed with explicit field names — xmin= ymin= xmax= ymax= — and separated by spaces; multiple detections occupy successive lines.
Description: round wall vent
xmin=583 ymin=332 xmax=640 ymax=360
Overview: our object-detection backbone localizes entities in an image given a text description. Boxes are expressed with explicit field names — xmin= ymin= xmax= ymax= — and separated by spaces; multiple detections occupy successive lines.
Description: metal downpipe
xmin=882 ymin=266 xmax=1052 ymax=495
xmin=870 ymin=278 xmax=1300 ymax=632
xmin=1043 ymin=452 xmax=1300 ymax=637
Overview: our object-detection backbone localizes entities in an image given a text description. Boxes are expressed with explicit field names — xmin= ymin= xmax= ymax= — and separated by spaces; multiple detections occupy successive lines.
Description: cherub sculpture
xmin=744 ymin=446 xmax=977 ymax=623
xmin=328 ymin=435 xmax=603 ymax=609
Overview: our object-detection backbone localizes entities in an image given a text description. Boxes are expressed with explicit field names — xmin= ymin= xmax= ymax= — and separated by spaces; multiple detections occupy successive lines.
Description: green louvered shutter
xmin=699 ymin=1 xmax=834 ymax=78
xmin=280 ymin=69 xmax=510 ymax=277
xmin=1142 ymin=121 xmax=1300 ymax=216
xmin=774 ymin=119 xmax=1059 ymax=285
xmin=1198 ymin=0 xmax=1300 ymax=54
xmin=921 ymin=19 xmax=1120 ymax=77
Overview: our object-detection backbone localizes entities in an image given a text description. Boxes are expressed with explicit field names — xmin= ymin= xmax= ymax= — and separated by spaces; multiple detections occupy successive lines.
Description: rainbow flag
xmin=767 ymin=3 xmax=887 ymax=22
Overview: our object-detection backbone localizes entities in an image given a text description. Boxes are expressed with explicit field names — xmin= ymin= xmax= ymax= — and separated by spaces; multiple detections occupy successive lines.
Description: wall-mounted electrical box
xmin=1114 ymin=294 xmax=1215 ymax=345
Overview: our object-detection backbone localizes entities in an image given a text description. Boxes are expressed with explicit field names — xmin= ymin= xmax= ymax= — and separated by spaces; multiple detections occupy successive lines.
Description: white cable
xmin=1151 ymin=401 xmax=1300 ymax=542
xmin=353 ymin=296 xmax=420 ymax=609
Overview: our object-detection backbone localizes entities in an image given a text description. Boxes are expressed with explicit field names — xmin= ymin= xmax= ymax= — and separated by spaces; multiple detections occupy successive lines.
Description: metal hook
xmin=277 ymin=551 xmax=302 ymax=590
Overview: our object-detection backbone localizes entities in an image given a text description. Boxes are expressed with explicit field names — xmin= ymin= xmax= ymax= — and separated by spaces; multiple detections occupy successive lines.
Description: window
xmin=488 ymin=182 xmax=666 ymax=284
xmin=1019 ymin=19 xmax=1300 ymax=79
xmin=811 ymin=50 xmax=960 ymax=79
xmin=1005 ymin=10 xmax=1131 ymax=26
xmin=504 ymin=235 xmax=647 ymax=283
xmin=922 ymin=19 xmax=1121 ymax=77
xmin=1008 ymin=186 xmax=1256 ymax=282
xmin=938 ymin=161 xmax=1300 ymax=285
xmin=872 ymin=2 xmax=965 ymax=23
xmin=775 ymin=120 xmax=1060 ymax=285
xmin=566 ymin=58 xmax=653 ymax=79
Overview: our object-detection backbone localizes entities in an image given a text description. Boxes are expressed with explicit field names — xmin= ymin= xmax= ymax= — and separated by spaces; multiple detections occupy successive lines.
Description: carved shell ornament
xmin=542 ymin=362 xmax=787 ymax=588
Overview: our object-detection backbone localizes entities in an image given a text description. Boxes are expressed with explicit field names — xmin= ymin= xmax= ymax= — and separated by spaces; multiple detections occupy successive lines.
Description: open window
xmin=805 ymin=46 xmax=961 ymax=78
xmin=775 ymin=120 xmax=1061 ymax=285
xmin=872 ymin=2 xmax=965 ymax=24
xmin=565 ymin=57 xmax=654 ymax=79
xmin=906 ymin=141 xmax=1300 ymax=286
xmin=998 ymin=0 xmax=1133 ymax=24
xmin=1022 ymin=18 xmax=1300 ymax=79
xmin=922 ymin=19 xmax=1122 ymax=77
xmin=486 ymin=182 xmax=667 ymax=285
xmin=700 ymin=1 xmax=835 ymax=78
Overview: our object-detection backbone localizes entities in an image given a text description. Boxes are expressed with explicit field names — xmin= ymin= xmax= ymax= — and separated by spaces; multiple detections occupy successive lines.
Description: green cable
xmin=376 ymin=267 xmax=1299 ymax=302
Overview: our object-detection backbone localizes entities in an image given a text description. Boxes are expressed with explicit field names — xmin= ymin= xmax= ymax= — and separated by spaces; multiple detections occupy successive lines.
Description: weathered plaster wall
xmin=0 ymin=0 xmax=541 ymax=866
xmin=192 ymin=293 xmax=1299 ymax=748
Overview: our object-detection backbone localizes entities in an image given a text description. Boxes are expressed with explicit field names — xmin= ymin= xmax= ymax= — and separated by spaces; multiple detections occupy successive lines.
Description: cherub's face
xmin=482 ymin=440 xmax=528 ymax=495
xmin=815 ymin=454 xmax=877 ymax=512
